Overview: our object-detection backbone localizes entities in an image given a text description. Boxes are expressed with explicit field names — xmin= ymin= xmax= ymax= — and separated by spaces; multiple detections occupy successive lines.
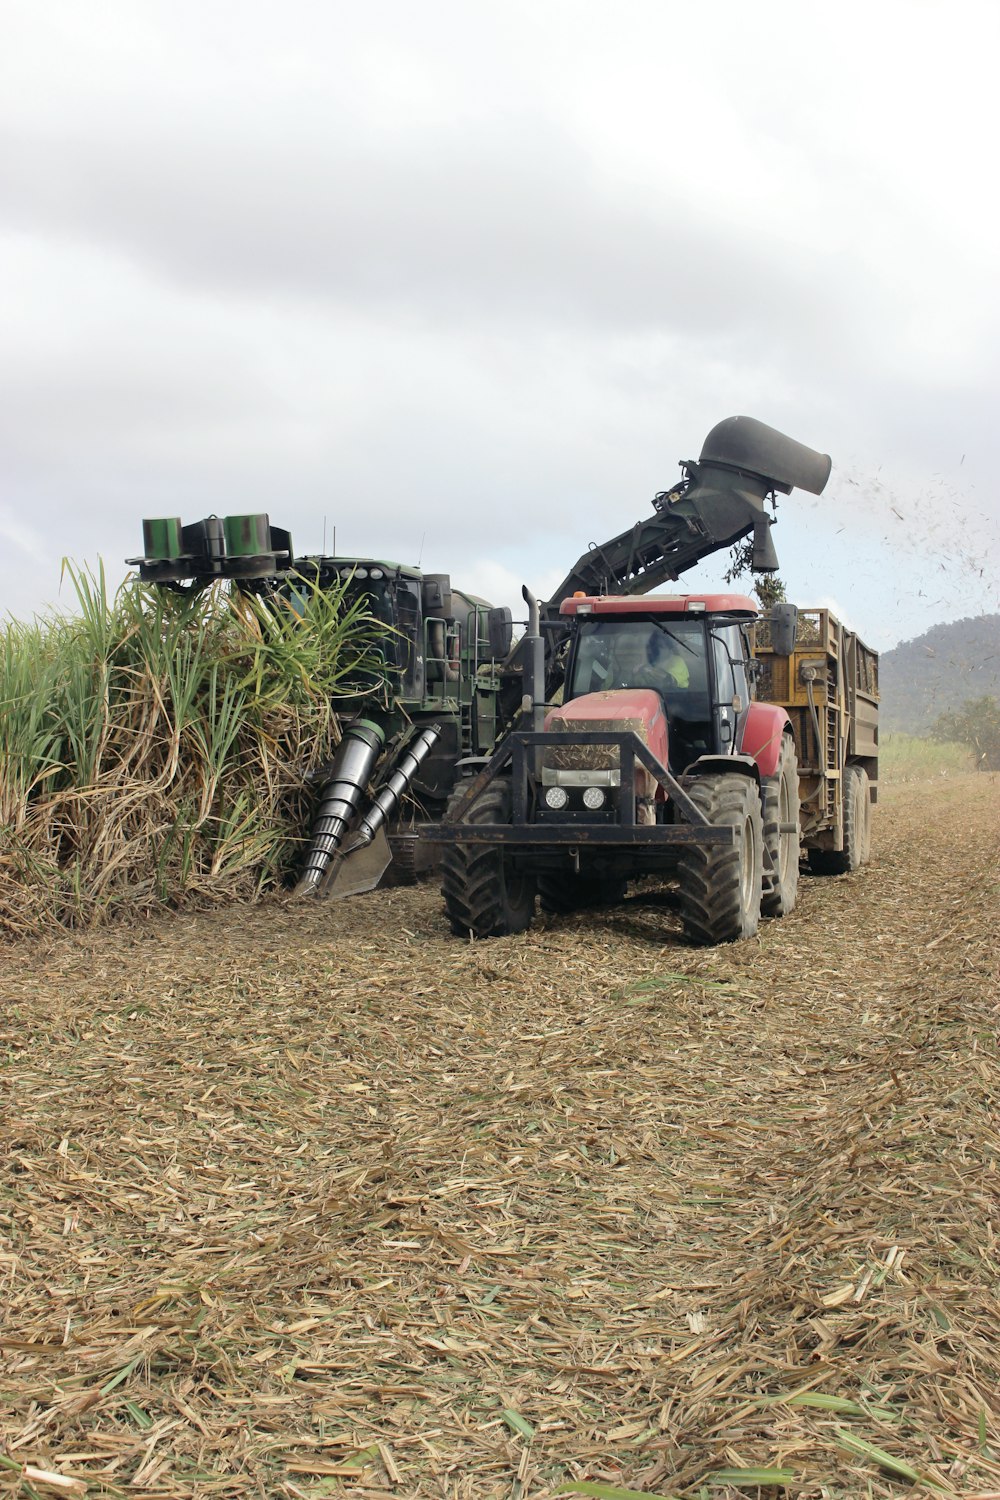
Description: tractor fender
xmin=685 ymin=752 xmax=760 ymax=782
xmin=738 ymin=702 xmax=792 ymax=779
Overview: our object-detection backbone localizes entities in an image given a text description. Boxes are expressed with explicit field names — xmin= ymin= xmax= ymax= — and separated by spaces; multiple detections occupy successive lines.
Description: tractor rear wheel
xmin=441 ymin=779 xmax=536 ymax=938
xmin=538 ymin=873 xmax=627 ymax=914
xmin=808 ymin=764 xmax=871 ymax=875
xmin=676 ymin=774 xmax=763 ymax=945
xmin=760 ymin=733 xmax=800 ymax=918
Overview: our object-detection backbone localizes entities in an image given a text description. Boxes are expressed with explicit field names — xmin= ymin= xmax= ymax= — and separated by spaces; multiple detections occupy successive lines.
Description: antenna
xmin=322 ymin=515 xmax=327 ymax=553
xmin=418 ymin=530 xmax=426 ymax=568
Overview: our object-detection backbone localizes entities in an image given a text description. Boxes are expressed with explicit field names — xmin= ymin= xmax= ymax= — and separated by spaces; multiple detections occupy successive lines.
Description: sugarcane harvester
xmin=127 ymin=416 xmax=876 ymax=912
xmin=126 ymin=411 xmax=794 ymax=902
xmin=427 ymin=416 xmax=879 ymax=946
xmin=127 ymin=518 xmax=514 ymax=898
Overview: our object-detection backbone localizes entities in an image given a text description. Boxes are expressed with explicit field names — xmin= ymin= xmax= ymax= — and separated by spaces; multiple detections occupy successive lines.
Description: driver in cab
xmin=610 ymin=631 xmax=690 ymax=692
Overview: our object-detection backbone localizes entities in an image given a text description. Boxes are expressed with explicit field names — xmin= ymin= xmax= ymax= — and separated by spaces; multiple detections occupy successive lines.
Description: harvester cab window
xmin=387 ymin=575 xmax=423 ymax=698
xmin=336 ymin=570 xmax=423 ymax=700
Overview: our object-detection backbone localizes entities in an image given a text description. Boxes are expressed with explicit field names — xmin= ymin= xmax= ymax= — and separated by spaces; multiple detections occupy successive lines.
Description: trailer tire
xmin=441 ymin=779 xmax=536 ymax=938
xmin=760 ymin=734 xmax=800 ymax=918
xmin=538 ymin=874 xmax=627 ymax=914
xmin=676 ymin=774 xmax=763 ymax=945
xmin=808 ymin=764 xmax=871 ymax=876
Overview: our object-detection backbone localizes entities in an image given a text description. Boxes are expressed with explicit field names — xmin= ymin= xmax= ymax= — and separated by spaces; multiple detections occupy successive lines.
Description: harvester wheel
xmin=441 ymin=779 xmax=536 ymax=938
xmin=676 ymin=774 xmax=763 ymax=945
xmin=760 ymin=733 xmax=800 ymax=918
xmin=384 ymin=831 xmax=420 ymax=886
xmin=808 ymin=765 xmax=871 ymax=875
xmin=538 ymin=873 xmax=627 ymax=914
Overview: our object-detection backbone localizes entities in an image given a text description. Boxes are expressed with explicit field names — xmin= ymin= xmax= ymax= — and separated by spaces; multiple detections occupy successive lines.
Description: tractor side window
xmin=729 ymin=626 xmax=751 ymax=708
xmin=711 ymin=631 xmax=737 ymax=704
xmin=712 ymin=626 xmax=749 ymax=709
xmin=711 ymin=627 xmax=749 ymax=752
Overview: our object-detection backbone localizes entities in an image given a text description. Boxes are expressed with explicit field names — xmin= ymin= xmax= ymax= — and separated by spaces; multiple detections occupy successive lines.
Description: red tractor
xmin=430 ymin=585 xmax=876 ymax=946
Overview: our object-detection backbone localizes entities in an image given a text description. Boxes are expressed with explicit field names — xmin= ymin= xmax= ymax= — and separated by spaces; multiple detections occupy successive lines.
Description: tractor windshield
xmin=568 ymin=617 xmax=709 ymax=700
xmin=568 ymin=617 xmax=715 ymax=771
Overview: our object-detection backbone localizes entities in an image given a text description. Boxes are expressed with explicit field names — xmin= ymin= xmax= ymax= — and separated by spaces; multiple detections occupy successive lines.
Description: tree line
xmin=932 ymin=696 xmax=1000 ymax=771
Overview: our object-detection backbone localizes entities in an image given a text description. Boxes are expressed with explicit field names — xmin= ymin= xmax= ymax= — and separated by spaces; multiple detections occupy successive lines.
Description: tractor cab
xmin=560 ymin=594 xmax=758 ymax=774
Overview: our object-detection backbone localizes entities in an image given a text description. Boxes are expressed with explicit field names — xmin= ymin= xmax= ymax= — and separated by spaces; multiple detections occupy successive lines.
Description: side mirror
xmin=487 ymin=606 xmax=513 ymax=658
xmin=769 ymin=602 xmax=799 ymax=657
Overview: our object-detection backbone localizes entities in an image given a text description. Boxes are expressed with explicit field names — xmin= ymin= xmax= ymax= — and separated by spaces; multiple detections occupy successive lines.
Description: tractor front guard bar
xmin=423 ymin=730 xmax=739 ymax=848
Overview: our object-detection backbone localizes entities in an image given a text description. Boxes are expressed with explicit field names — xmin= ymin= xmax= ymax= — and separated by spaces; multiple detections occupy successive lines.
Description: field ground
xmin=2 ymin=775 xmax=999 ymax=1500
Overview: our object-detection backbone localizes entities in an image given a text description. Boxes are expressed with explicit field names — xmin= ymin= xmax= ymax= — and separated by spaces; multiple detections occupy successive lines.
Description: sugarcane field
xmin=2 ymin=764 xmax=998 ymax=1499
xmin=5 ymin=12 xmax=1000 ymax=1498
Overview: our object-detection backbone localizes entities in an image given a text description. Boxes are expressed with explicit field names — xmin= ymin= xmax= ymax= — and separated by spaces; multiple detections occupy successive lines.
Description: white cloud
xmin=1 ymin=0 xmax=999 ymax=649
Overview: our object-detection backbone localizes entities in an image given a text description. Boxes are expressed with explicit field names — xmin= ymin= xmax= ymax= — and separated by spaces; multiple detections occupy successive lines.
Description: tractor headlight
xmin=544 ymin=786 xmax=569 ymax=810
xmin=582 ymin=786 xmax=606 ymax=810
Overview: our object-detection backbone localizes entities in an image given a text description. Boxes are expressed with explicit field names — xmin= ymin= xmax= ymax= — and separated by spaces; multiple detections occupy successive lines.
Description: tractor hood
xmin=543 ymin=689 xmax=669 ymax=775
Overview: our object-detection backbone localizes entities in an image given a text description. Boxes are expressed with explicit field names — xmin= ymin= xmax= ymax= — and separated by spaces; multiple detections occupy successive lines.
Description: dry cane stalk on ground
xmin=1 ymin=775 xmax=998 ymax=1499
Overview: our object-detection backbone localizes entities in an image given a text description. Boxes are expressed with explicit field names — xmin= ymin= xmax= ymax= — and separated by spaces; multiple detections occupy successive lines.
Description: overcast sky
xmin=2 ymin=0 xmax=998 ymax=648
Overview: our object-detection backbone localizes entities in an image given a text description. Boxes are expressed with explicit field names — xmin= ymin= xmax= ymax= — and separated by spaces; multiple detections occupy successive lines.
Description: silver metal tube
xmin=295 ymin=719 xmax=385 ymax=893
xmin=345 ymin=725 xmax=442 ymax=850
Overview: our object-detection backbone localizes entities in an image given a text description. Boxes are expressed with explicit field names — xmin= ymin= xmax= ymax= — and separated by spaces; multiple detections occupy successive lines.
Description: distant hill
xmin=879 ymin=614 xmax=1000 ymax=734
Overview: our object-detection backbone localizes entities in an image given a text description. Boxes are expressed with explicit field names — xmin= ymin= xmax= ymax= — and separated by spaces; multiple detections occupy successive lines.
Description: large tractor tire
xmin=676 ymin=773 xmax=763 ymax=945
xmin=538 ymin=873 xmax=627 ymax=914
xmin=808 ymin=764 xmax=872 ymax=876
xmin=441 ymin=779 xmax=536 ymax=938
xmin=760 ymin=733 xmax=800 ymax=918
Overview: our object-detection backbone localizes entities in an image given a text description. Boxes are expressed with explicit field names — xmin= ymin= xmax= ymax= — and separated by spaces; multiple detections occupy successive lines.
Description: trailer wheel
xmin=538 ymin=873 xmax=627 ymax=914
xmin=441 ymin=780 xmax=536 ymax=938
xmin=676 ymin=774 xmax=763 ymax=945
xmin=760 ymin=734 xmax=800 ymax=918
xmin=808 ymin=764 xmax=871 ymax=875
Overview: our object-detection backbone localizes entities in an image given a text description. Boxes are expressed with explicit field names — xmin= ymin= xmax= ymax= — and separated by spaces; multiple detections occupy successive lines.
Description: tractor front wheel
xmin=441 ymin=779 xmax=536 ymax=938
xmin=676 ymin=774 xmax=763 ymax=945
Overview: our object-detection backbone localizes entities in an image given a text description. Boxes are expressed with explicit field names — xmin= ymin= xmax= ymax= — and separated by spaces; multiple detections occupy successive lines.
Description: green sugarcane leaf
xmin=706 ymin=1468 xmax=796 ymax=1486
xmin=833 ymin=1430 xmax=952 ymax=1491
xmin=554 ymin=1482 xmax=684 ymax=1499
xmin=502 ymin=1408 xmax=535 ymax=1440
